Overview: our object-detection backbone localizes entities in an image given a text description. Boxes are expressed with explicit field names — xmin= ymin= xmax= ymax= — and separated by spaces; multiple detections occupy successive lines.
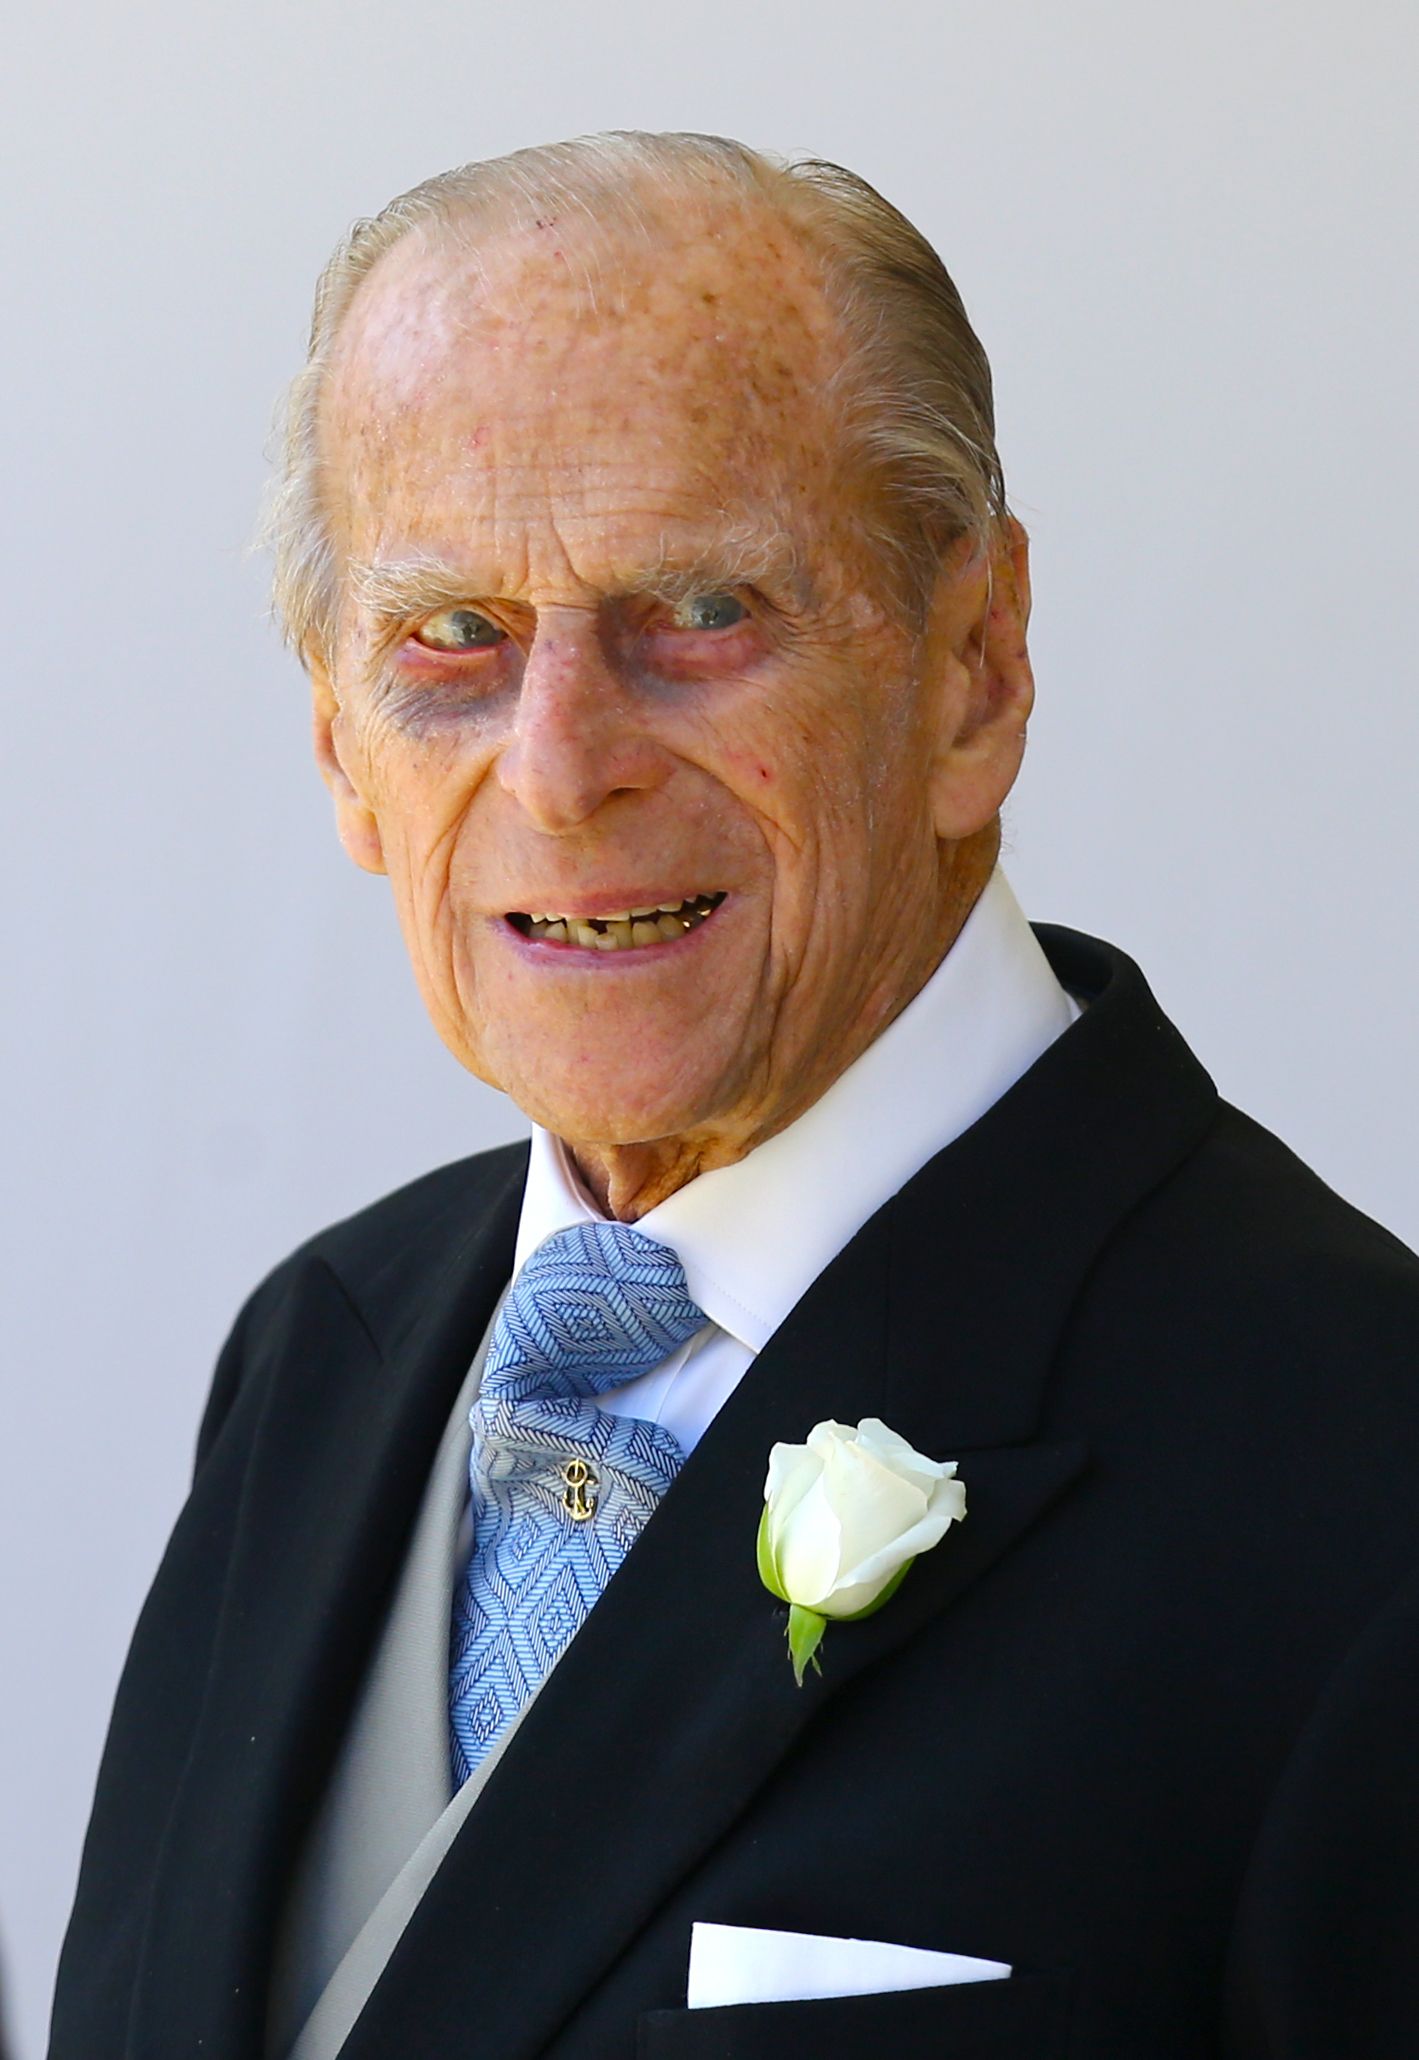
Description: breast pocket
xmin=636 ymin=1968 xmax=1071 ymax=2058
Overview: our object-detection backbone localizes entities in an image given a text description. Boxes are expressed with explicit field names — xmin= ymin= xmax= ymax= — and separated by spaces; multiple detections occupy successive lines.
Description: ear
xmin=307 ymin=645 xmax=386 ymax=875
xmin=921 ymin=515 xmax=1035 ymax=843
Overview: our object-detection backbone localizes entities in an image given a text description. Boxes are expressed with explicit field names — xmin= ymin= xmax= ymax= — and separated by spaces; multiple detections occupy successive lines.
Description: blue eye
xmin=416 ymin=607 xmax=506 ymax=651
xmin=672 ymin=592 xmax=747 ymax=632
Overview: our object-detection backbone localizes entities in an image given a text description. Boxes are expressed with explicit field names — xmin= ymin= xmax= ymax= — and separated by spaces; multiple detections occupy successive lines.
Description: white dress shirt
xmin=510 ymin=865 xmax=1084 ymax=1460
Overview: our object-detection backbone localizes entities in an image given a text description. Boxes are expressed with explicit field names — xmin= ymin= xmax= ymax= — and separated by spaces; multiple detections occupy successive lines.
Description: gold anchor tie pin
xmin=560 ymin=1457 xmax=599 ymax=1521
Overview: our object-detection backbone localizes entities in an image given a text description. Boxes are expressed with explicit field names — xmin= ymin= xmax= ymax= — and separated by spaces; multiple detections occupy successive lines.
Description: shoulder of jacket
xmin=1079 ymin=1094 xmax=1419 ymax=1378
xmin=223 ymin=1139 xmax=529 ymax=1345
xmin=299 ymin=1136 xmax=529 ymax=1270
xmin=192 ymin=1139 xmax=530 ymax=1469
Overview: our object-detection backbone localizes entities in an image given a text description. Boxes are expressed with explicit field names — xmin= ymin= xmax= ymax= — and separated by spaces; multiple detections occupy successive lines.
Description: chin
xmin=493 ymin=1045 xmax=745 ymax=1151
xmin=509 ymin=1083 xmax=712 ymax=1150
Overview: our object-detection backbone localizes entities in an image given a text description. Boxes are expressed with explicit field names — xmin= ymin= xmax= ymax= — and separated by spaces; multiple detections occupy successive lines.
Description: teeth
xmin=517 ymin=893 xmax=725 ymax=951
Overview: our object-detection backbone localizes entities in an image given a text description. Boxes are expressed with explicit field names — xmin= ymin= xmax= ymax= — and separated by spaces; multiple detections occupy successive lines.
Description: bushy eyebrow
xmin=345 ymin=524 xmax=814 ymax=627
xmin=637 ymin=528 xmax=814 ymax=611
xmin=347 ymin=556 xmax=477 ymax=625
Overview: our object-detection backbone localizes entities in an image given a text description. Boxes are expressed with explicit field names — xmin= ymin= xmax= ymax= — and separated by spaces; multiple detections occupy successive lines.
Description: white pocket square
xmin=687 ymin=1920 xmax=1012 ymax=2009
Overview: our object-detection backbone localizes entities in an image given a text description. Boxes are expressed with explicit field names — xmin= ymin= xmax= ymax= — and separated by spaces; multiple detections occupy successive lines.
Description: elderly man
xmin=52 ymin=133 xmax=1419 ymax=2060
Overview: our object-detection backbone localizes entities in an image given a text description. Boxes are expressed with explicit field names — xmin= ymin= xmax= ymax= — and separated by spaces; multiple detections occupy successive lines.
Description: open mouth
xmin=506 ymin=892 xmax=727 ymax=952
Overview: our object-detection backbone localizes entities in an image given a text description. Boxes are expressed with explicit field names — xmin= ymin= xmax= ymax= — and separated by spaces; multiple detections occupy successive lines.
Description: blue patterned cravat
xmin=448 ymin=1220 xmax=707 ymax=1787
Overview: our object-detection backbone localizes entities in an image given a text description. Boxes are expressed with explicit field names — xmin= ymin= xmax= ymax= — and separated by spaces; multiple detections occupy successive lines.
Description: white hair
xmin=258 ymin=130 xmax=1009 ymax=666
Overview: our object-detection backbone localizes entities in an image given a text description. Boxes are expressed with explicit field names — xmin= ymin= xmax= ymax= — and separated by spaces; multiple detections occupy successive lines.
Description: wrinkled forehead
xmin=318 ymin=194 xmax=853 ymax=564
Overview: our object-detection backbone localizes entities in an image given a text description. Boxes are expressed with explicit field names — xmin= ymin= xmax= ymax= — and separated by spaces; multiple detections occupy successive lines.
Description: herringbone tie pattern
xmin=449 ymin=1220 xmax=707 ymax=1787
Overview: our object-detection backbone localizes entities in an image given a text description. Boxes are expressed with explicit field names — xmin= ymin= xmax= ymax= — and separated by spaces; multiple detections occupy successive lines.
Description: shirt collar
xmin=513 ymin=865 xmax=1082 ymax=1350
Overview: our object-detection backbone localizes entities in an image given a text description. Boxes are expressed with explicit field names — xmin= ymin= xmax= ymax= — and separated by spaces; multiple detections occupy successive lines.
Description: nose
xmin=496 ymin=613 xmax=673 ymax=832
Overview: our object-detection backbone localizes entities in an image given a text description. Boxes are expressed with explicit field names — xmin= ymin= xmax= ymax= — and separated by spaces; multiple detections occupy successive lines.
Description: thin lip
xmin=494 ymin=899 xmax=729 ymax=964
xmin=503 ymin=890 xmax=727 ymax=922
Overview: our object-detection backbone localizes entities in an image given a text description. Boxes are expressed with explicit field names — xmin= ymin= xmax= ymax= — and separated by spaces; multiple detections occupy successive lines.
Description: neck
xmin=566 ymin=827 xmax=1000 ymax=1221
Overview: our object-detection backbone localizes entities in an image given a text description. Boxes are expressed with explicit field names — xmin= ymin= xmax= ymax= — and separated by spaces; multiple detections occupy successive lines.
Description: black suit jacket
xmin=51 ymin=925 xmax=1419 ymax=2059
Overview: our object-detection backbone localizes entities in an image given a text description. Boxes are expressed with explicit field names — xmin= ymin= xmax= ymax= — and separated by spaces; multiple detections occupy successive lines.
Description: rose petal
xmin=763 ymin=1438 xmax=820 ymax=1516
xmin=775 ymin=1469 xmax=847 ymax=1607
xmin=819 ymin=1475 xmax=968 ymax=1617
xmin=763 ymin=1444 xmax=823 ymax=1593
xmin=930 ymin=1474 xmax=968 ymax=1527
xmin=804 ymin=1420 xmax=856 ymax=1464
xmin=818 ymin=1513 xmax=946 ymax=1616
xmin=821 ymin=1437 xmax=929 ymax=1574
xmin=854 ymin=1418 xmax=957 ymax=1495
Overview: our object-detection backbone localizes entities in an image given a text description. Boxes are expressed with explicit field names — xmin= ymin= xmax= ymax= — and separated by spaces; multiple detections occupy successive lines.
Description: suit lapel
xmin=340 ymin=929 xmax=1219 ymax=2059
xmin=129 ymin=1147 xmax=528 ymax=2060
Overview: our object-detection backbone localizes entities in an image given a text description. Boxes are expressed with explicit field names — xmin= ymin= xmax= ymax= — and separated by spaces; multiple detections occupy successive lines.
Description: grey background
xmin=2 ymin=0 xmax=1415 ymax=2050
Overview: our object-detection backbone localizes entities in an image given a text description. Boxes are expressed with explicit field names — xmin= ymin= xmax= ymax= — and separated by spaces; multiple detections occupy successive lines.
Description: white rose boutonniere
xmin=757 ymin=1417 xmax=967 ymax=1684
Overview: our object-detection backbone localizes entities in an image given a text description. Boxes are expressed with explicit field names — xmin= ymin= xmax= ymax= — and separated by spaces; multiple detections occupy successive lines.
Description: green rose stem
xmin=786 ymin=1604 xmax=827 ymax=1685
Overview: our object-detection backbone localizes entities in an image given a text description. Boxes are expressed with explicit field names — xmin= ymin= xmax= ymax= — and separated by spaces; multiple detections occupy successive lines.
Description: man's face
xmin=313 ymin=195 xmax=1026 ymax=1155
